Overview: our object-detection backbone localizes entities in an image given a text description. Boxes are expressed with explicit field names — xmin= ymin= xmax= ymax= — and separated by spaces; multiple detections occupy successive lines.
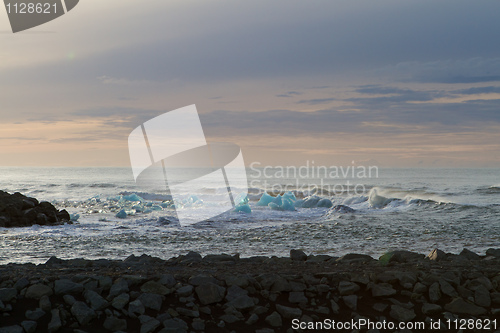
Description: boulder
xmin=444 ymin=298 xmax=487 ymax=316
xmin=71 ymin=301 xmax=96 ymax=326
xmin=25 ymin=284 xmax=53 ymax=299
xmin=290 ymin=249 xmax=307 ymax=261
xmin=0 ymin=190 xmax=71 ymax=227
xmin=427 ymin=249 xmax=448 ymax=261
xmin=195 ymin=283 xmax=225 ymax=305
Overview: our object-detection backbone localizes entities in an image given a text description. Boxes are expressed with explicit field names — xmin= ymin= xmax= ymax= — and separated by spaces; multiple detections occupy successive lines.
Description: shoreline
xmin=0 ymin=248 xmax=499 ymax=332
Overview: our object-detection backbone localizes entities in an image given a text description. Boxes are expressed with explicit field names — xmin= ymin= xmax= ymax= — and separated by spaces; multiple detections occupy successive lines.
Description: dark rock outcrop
xmin=0 ymin=191 xmax=70 ymax=228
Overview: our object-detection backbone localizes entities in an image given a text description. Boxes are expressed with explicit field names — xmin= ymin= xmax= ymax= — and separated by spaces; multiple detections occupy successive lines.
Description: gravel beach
xmin=0 ymin=248 xmax=499 ymax=332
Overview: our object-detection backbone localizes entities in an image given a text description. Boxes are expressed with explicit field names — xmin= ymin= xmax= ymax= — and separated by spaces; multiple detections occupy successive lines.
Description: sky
xmin=1 ymin=0 xmax=500 ymax=167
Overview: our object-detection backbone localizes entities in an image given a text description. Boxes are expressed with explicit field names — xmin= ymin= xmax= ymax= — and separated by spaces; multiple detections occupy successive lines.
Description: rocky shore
xmin=0 ymin=248 xmax=499 ymax=333
xmin=0 ymin=191 xmax=70 ymax=228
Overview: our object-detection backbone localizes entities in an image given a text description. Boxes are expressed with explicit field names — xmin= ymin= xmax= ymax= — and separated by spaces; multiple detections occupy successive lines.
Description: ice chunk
xmin=301 ymin=195 xmax=321 ymax=208
xmin=268 ymin=202 xmax=281 ymax=211
xmin=115 ymin=209 xmax=128 ymax=219
xmin=69 ymin=213 xmax=80 ymax=222
xmin=160 ymin=201 xmax=172 ymax=208
xmin=317 ymin=198 xmax=333 ymax=208
xmin=234 ymin=194 xmax=251 ymax=213
xmin=122 ymin=193 xmax=144 ymax=202
xmin=188 ymin=195 xmax=200 ymax=204
xmin=270 ymin=200 xmax=295 ymax=211
xmin=234 ymin=203 xmax=251 ymax=213
xmin=281 ymin=198 xmax=296 ymax=211
xmin=257 ymin=193 xmax=274 ymax=206
xmin=283 ymin=191 xmax=297 ymax=202
xmin=271 ymin=194 xmax=282 ymax=206
xmin=132 ymin=204 xmax=144 ymax=212
xmin=294 ymin=199 xmax=305 ymax=208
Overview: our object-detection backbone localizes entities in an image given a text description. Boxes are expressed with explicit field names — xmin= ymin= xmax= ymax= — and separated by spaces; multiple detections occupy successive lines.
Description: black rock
xmin=486 ymin=248 xmax=500 ymax=257
xmin=0 ymin=190 xmax=71 ymax=228
xmin=427 ymin=248 xmax=448 ymax=261
xmin=379 ymin=250 xmax=425 ymax=264
xmin=460 ymin=248 xmax=481 ymax=260
xmin=290 ymin=249 xmax=307 ymax=261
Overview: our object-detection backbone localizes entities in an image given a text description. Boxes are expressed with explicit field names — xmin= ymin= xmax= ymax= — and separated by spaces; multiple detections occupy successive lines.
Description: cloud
xmin=70 ymin=107 xmax=168 ymax=130
xmin=296 ymin=98 xmax=336 ymax=105
xmin=276 ymin=91 xmax=302 ymax=98
xmin=199 ymin=99 xmax=500 ymax=139
xmin=452 ymin=86 xmax=500 ymax=95
xmin=348 ymin=85 xmax=448 ymax=104
xmin=376 ymin=58 xmax=500 ymax=84
xmin=355 ymin=86 xmax=418 ymax=95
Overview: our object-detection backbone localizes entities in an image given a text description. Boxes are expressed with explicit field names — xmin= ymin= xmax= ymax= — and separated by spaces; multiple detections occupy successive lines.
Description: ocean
xmin=0 ymin=166 xmax=499 ymax=265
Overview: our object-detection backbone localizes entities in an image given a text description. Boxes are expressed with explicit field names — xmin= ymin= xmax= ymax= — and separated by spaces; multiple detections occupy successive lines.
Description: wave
xmin=476 ymin=185 xmax=500 ymax=195
xmin=68 ymin=183 xmax=117 ymax=188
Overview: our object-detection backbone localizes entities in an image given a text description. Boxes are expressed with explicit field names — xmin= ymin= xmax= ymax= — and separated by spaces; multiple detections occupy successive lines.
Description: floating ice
xmin=122 ymin=193 xmax=144 ymax=202
xmin=115 ymin=209 xmax=128 ymax=219
xmin=293 ymin=195 xmax=331 ymax=208
xmin=69 ymin=213 xmax=80 ymax=222
xmin=234 ymin=203 xmax=252 ymax=213
xmin=115 ymin=209 xmax=136 ymax=219
xmin=265 ymin=192 xmax=296 ymax=211
xmin=317 ymin=198 xmax=333 ymax=208
xmin=257 ymin=193 xmax=275 ymax=206
xmin=132 ymin=204 xmax=144 ymax=212
xmin=268 ymin=202 xmax=281 ymax=211
xmin=283 ymin=191 xmax=297 ymax=202
xmin=272 ymin=194 xmax=282 ymax=206
xmin=160 ymin=201 xmax=172 ymax=208
xmin=301 ymin=196 xmax=321 ymax=208
xmin=281 ymin=197 xmax=296 ymax=211
xmin=294 ymin=199 xmax=305 ymax=208
xmin=234 ymin=194 xmax=251 ymax=213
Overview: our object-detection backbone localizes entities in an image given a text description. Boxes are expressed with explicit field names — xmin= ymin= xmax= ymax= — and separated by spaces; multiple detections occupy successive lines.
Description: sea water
xmin=0 ymin=167 xmax=498 ymax=264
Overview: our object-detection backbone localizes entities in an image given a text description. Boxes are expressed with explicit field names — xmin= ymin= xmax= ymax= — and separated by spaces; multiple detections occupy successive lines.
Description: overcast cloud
xmin=1 ymin=0 xmax=500 ymax=166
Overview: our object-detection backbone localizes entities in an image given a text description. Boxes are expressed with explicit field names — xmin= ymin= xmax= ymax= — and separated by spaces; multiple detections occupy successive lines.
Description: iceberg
xmin=283 ymin=191 xmax=297 ymax=202
xmin=122 ymin=193 xmax=144 ymax=202
xmin=301 ymin=195 xmax=321 ymax=208
xmin=269 ymin=197 xmax=296 ymax=211
xmin=115 ymin=209 xmax=136 ymax=219
xmin=267 ymin=192 xmax=296 ymax=211
xmin=234 ymin=203 xmax=252 ymax=213
xmin=268 ymin=202 xmax=281 ymax=211
xmin=132 ymin=204 xmax=144 ymax=212
xmin=160 ymin=201 xmax=172 ymax=208
xmin=272 ymin=194 xmax=282 ymax=206
xmin=234 ymin=194 xmax=251 ymax=213
xmin=317 ymin=198 xmax=333 ymax=208
xmin=294 ymin=199 xmax=305 ymax=208
xmin=257 ymin=193 xmax=275 ymax=206
xmin=281 ymin=198 xmax=296 ymax=211
xmin=115 ymin=209 xmax=128 ymax=219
